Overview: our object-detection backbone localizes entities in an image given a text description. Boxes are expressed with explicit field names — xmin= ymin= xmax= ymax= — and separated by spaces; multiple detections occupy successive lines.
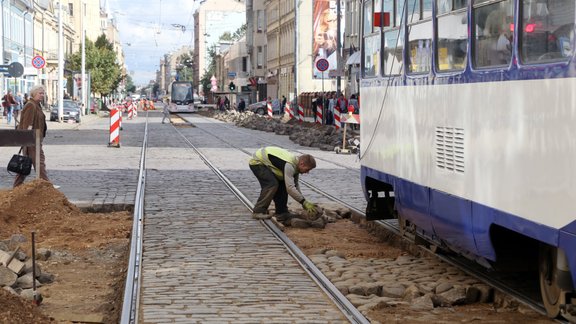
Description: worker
xmin=249 ymin=146 xmax=318 ymax=220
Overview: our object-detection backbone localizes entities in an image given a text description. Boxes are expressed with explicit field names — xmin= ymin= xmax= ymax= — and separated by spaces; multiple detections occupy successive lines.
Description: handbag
xmin=7 ymin=147 xmax=32 ymax=176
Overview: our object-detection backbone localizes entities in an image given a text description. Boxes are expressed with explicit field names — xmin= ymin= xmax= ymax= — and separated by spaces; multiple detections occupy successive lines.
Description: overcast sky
xmin=107 ymin=0 xmax=199 ymax=86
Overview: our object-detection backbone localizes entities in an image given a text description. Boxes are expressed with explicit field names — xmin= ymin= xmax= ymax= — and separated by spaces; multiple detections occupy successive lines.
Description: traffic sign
xmin=316 ymin=58 xmax=329 ymax=72
xmin=32 ymin=55 xmax=46 ymax=69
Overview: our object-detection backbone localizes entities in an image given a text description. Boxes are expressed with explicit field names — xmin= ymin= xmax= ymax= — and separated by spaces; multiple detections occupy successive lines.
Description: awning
xmin=346 ymin=51 xmax=361 ymax=66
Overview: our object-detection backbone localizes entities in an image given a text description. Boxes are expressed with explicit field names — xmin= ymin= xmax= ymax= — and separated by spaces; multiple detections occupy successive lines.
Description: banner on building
xmin=312 ymin=0 xmax=345 ymax=79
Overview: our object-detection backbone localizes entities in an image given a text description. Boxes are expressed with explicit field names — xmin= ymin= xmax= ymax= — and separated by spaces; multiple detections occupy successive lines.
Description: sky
xmin=107 ymin=0 xmax=199 ymax=86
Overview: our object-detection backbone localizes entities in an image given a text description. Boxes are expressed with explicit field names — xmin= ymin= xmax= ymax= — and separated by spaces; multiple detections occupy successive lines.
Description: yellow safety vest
xmin=250 ymin=146 xmax=298 ymax=179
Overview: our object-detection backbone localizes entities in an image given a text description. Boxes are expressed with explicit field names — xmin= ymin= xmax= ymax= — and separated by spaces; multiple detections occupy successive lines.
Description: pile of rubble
xmin=0 ymin=234 xmax=54 ymax=303
xmin=209 ymin=110 xmax=360 ymax=152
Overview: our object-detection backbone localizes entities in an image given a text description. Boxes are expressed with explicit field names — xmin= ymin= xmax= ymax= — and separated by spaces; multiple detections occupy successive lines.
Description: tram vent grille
xmin=435 ymin=127 xmax=464 ymax=173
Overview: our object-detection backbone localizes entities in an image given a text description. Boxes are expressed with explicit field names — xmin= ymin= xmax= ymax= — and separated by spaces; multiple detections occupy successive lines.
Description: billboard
xmin=312 ymin=0 xmax=345 ymax=78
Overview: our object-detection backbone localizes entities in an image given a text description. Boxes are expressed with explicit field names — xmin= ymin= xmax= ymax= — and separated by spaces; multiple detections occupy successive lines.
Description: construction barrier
xmin=298 ymin=104 xmax=304 ymax=122
xmin=267 ymin=102 xmax=273 ymax=118
xmin=334 ymin=106 xmax=341 ymax=129
xmin=109 ymin=109 xmax=120 ymax=147
xmin=119 ymin=110 xmax=123 ymax=131
xmin=316 ymin=104 xmax=323 ymax=124
xmin=286 ymin=103 xmax=293 ymax=119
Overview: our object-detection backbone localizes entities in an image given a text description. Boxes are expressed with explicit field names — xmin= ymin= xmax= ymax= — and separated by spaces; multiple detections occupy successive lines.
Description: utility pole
xmin=293 ymin=0 xmax=298 ymax=107
xmin=81 ymin=0 xmax=87 ymax=115
xmin=58 ymin=1 xmax=64 ymax=122
xmin=336 ymin=0 xmax=342 ymax=96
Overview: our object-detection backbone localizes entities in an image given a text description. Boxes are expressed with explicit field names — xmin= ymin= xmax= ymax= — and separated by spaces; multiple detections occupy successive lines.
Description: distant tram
xmin=169 ymin=81 xmax=196 ymax=113
xmin=359 ymin=0 xmax=575 ymax=320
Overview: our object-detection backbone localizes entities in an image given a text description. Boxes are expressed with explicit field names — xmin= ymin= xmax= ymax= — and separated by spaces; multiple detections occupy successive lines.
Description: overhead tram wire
xmin=358 ymin=0 xmax=417 ymax=161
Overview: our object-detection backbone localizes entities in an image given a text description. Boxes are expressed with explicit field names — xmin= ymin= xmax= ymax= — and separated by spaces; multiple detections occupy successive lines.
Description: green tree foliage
xmin=68 ymin=34 xmax=122 ymax=96
xmin=125 ymin=74 xmax=136 ymax=94
xmin=177 ymin=51 xmax=194 ymax=81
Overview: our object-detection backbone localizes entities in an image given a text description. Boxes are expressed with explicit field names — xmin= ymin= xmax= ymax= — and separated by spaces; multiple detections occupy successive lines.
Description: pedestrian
xmin=311 ymin=94 xmax=318 ymax=123
xmin=162 ymin=100 xmax=172 ymax=124
xmin=13 ymin=85 xmax=56 ymax=188
xmin=2 ymin=89 xmax=18 ymax=125
xmin=326 ymin=93 xmax=335 ymax=125
xmin=281 ymin=95 xmax=287 ymax=114
xmin=238 ymin=98 xmax=246 ymax=113
xmin=249 ymin=146 xmax=318 ymax=220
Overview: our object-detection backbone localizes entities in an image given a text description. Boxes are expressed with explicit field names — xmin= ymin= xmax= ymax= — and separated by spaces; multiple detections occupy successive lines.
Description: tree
xmin=68 ymin=34 xmax=123 ymax=97
xmin=125 ymin=75 xmax=136 ymax=94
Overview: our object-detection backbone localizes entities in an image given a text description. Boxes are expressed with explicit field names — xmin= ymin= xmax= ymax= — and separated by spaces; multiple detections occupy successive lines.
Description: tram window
xmin=364 ymin=34 xmax=382 ymax=77
xmin=397 ymin=0 xmax=406 ymax=26
xmin=473 ymin=0 xmax=514 ymax=68
xmin=408 ymin=20 xmax=433 ymax=73
xmin=438 ymin=0 xmax=467 ymax=14
xmin=521 ymin=0 xmax=575 ymax=63
xmin=384 ymin=29 xmax=404 ymax=75
xmin=437 ymin=10 xmax=468 ymax=71
xmin=423 ymin=0 xmax=433 ymax=18
xmin=363 ymin=0 xmax=374 ymax=35
xmin=407 ymin=0 xmax=421 ymax=23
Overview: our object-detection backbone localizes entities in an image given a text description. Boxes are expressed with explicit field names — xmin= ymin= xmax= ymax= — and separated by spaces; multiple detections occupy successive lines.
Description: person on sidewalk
xmin=3 ymin=89 xmax=18 ymax=125
xmin=249 ymin=146 xmax=318 ymax=220
xmin=162 ymin=100 xmax=172 ymax=124
xmin=13 ymin=85 xmax=54 ymax=188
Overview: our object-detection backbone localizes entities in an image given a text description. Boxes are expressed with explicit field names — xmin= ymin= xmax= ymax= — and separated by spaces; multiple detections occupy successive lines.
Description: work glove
xmin=303 ymin=200 xmax=317 ymax=214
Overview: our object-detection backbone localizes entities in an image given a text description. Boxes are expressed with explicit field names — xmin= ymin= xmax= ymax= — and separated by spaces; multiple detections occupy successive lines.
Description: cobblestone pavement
xmin=141 ymin=114 xmax=348 ymax=323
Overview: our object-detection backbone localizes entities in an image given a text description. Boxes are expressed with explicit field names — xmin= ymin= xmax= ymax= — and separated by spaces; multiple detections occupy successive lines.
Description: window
xmin=364 ymin=34 xmax=381 ymax=77
xmin=242 ymin=57 xmax=247 ymax=72
xmin=520 ymin=0 xmax=575 ymax=62
xmin=363 ymin=0 xmax=374 ymax=35
xmin=257 ymin=46 xmax=263 ymax=68
xmin=257 ymin=10 xmax=265 ymax=32
xmin=408 ymin=20 xmax=432 ymax=73
xmin=384 ymin=29 xmax=404 ymax=75
xmin=68 ymin=3 xmax=74 ymax=16
xmin=437 ymin=0 xmax=468 ymax=71
xmin=473 ymin=0 xmax=514 ymax=68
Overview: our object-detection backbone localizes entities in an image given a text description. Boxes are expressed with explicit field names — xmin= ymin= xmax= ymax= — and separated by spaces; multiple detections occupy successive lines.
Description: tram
xmin=169 ymin=81 xmax=196 ymax=113
xmin=358 ymin=0 xmax=575 ymax=320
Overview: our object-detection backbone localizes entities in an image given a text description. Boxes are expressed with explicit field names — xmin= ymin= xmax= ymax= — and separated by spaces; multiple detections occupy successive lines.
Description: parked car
xmin=248 ymin=101 xmax=281 ymax=115
xmin=50 ymin=100 xmax=82 ymax=123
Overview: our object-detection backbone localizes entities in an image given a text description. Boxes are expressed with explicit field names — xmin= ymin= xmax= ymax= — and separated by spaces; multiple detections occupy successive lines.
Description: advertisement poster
xmin=312 ymin=0 xmax=345 ymax=78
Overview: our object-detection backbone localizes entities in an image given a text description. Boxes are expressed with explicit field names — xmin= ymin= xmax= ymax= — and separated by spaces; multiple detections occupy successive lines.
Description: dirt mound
xmin=0 ymin=179 xmax=131 ymax=252
xmin=0 ymin=179 xmax=132 ymax=323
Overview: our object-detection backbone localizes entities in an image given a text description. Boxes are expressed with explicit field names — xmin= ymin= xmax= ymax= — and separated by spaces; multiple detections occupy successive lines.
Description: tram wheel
xmin=539 ymin=244 xmax=564 ymax=318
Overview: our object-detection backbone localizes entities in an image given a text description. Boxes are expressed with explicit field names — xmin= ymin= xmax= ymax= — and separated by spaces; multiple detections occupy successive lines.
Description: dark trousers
xmin=249 ymin=164 xmax=288 ymax=214
xmin=14 ymin=145 xmax=49 ymax=187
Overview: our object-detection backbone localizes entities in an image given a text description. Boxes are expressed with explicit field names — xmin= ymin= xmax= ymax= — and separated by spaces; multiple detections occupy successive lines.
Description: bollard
xmin=316 ymin=104 xmax=323 ymax=124
xmin=109 ymin=109 xmax=120 ymax=147
xmin=285 ymin=103 xmax=293 ymax=120
xmin=267 ymin=102 xmax=273 ymax=118
xmin=334 ymin=106 xmax=341 ymax=130
xmin=298 ymin=104 xmax=304 ymax=122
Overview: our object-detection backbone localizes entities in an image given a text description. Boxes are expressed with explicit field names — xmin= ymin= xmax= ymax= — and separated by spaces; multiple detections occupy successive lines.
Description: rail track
xmin=177 ymin=113 xmax=569 ymax=323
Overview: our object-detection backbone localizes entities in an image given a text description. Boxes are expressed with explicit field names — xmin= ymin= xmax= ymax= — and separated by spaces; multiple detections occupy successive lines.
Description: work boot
xmin=252 ymin=212 xmax=271 ymax=220
xmin=274 ymin=211 xmax=298 ymax=223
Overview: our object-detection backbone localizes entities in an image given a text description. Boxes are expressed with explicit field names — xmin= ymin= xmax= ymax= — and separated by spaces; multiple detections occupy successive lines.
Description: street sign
xmin=32 ymin=55 xmax=46 ymax=69
xmin=9 ymin=62 xmax=23 ymax=77
xmin=227 ymin=71 xmax=236 ymax=79
xmin=316 ymin=58 xmax=329 ymax=72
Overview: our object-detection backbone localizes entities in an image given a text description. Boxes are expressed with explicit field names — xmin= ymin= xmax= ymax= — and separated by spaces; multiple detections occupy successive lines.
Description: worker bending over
xmin=249 ymin=146 xmax=317 ymax=220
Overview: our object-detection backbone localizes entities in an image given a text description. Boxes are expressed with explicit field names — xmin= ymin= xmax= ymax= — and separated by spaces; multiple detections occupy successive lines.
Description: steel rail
xmin=175 ymin=114 xmax=566 ymax=322
xmin=120 ymin=113 xmax=148 ymax=324
xmin=171 ymin=125 xmax=370 ymax=324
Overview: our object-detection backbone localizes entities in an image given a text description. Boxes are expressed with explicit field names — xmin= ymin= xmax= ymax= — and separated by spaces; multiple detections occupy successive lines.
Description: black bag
xmin=7 ymin=147 xmax=32 ymax=175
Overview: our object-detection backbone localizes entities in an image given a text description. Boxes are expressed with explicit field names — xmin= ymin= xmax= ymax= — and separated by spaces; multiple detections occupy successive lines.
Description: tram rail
xmin=178 ymin=113 xmax=570 ymax=323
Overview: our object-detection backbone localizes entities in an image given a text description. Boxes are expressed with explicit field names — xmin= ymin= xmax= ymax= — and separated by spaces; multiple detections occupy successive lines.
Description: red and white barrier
xmin=285 ymin=103 xmax=293 ymax=119
xmin=316 ymin=104 xmax=323 ymax=124
xmin=267 ymin=102 xmax=273 ymax=118
xmin=298 ymin=104 xmax=304 ymax=122
xmin=109 ymin=109 xmax=120 ymax=147
xmin=334 ymin=106 xmax=341 ymax=129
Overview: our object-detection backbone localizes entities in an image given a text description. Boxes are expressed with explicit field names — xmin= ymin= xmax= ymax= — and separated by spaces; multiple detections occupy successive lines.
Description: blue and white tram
xmin=169 ymin=81 xmax=196 ymax=113
xmin=359 ymin=0 xmax=575 ymax=319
